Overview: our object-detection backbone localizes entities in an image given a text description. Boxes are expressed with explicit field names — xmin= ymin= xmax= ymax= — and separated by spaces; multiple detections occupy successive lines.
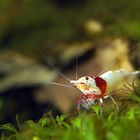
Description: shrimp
xmin=70 ymin=69 xmax=140 ymax=111
xmin=30 ymin=43 xmax=140 ymax=113
xmin=11 ymin=42 xmax=138 ymax=113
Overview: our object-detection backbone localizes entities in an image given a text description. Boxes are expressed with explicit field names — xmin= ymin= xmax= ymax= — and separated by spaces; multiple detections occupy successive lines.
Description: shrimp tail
xmin=131 ymin=71 xmax=140 ymax=76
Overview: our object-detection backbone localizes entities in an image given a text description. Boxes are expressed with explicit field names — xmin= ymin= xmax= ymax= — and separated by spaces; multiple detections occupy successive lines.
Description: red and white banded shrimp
xmin=70 ymin=69 xmax=140 ymax=111
xmin=7 ymin=40 xmax=140 ymax=113
xmin=37 ymin=41 xmax=140 ymax=112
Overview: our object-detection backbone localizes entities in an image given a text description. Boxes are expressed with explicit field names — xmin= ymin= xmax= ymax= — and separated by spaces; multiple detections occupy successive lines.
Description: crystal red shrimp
xmin=70 ymin=69 xmax=140 ymax=111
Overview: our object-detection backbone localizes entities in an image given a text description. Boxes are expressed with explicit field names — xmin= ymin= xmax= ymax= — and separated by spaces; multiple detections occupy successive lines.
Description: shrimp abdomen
xmin=99 ymin=69 xmax=136 ymax=94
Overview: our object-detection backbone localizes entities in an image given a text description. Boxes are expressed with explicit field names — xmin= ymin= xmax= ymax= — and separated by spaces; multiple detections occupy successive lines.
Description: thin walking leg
xmin=99 ymin=98 xmax=103 ymax=118
xmin=109 ymin=96 xmax=119 ymax=112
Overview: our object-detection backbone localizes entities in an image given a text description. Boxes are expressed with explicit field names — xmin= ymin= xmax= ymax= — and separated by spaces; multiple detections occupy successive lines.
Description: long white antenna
xmin=76 ymin=56 xmax=78 ymax=80
xmin=98 ymin=57 xmax=119 ymax=76
xmin=9 ymin=81 xmax=72 ymax=100
xmin=98 ymin=42 xmax=140 ymax=76
xmin=44 ymin=81 xmax=72 ymax=88
xmin=38 ymin=47 xmax=71 ymax=82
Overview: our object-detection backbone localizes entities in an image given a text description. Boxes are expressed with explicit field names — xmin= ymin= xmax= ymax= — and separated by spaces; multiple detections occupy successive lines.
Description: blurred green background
xmin=1 ymin=0 xmax=140 ymax=52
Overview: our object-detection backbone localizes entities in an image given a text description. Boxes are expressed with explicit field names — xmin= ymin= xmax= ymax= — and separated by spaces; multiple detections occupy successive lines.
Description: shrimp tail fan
xmin=131 ymin=71 xmax=140 ymax=76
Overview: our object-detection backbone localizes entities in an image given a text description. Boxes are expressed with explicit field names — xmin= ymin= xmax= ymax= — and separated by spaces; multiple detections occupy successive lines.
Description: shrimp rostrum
xmin=70 ymin=69 xmax=140 ymax=111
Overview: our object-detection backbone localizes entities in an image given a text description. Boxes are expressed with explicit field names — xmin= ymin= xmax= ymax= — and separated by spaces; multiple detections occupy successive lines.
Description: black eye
xmin=85 ymin=77 xmax=89 ymax=80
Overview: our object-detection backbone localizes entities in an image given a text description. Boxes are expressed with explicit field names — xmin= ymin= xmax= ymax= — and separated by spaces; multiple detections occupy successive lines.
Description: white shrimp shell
xmin=99 ymin=69 xmax=130 ymax=94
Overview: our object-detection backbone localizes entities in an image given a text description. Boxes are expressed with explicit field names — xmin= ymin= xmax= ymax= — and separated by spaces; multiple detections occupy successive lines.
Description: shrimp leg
xmin=109 ymin=96 xmax=119 ymax=112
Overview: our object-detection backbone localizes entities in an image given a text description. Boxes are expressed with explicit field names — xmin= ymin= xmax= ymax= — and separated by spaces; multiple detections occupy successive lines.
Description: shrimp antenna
xmin=45 ymin=81 xmax=72 ymax=87
xmin=98 ymin=42 xmax=140 ymax=76
xmin=38 ymin=47 xmax=72 ymax=82
xmin=98 ymin=57 xmax=120 ymax=75
xmin=9 ymin=81 xmax=72 ymax=99
xmin=76 ymin=56 xmax=78 ymax=80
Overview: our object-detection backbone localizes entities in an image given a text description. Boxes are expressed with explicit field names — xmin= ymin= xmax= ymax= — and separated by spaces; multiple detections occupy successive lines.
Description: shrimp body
xmin=100 ymin=69 xmax=129 ymax=94
xmin=71 ymin=69 xmax=140 ymax=110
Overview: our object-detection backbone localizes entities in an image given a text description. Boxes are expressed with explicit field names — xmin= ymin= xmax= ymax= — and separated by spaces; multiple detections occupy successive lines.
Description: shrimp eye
xmin=85 ymin=77 xmax=89 ymax=80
